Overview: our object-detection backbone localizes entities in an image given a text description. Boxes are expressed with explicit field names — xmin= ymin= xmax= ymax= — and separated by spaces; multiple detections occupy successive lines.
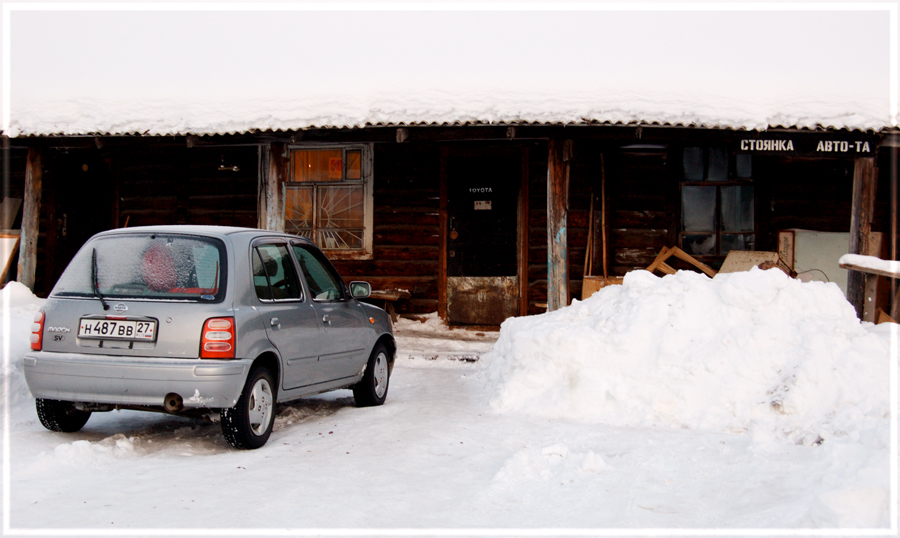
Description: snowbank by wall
xmin=1 ymin=282 xmax=45 ymax=419
xmin=485 ymin=268 xmax=893 ymax=446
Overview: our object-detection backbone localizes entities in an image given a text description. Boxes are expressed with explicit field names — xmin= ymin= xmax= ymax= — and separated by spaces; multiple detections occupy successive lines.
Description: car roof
xmin=91 ymin=225 xmax=316 ymax=246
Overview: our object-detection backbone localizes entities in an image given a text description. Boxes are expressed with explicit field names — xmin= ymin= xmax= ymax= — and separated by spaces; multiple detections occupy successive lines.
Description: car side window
xmin=292 ymin=244 xmax=343 ymax=302
xmin=252 ymin=244 xmax=303 ymax=301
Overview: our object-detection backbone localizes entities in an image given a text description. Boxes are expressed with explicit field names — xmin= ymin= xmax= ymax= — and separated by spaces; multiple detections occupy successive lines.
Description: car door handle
xmin=322 ymin=315 xmax=331 ymax=325
xmin=270 ymin=317 xmax=280 ymax=328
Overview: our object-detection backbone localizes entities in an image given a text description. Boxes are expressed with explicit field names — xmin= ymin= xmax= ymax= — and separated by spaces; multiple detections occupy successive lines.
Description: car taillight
xmin=30 ymin=310 xmax=45 ymax=351
xmin=200 ymin=317 xmax=235 ymax=359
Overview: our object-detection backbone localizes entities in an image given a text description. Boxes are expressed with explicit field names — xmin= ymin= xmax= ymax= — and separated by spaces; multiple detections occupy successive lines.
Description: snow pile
xmin=485 ymin=268 xmax=892 ymax=445
xmin=2 ymin=282 xmax=45 ymax=419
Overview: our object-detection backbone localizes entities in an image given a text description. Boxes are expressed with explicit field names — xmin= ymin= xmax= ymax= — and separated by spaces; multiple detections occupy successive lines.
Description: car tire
xmin=221 ymin=367 xmax=276 ymax=449
xmin=352 ymin=343 xmax=391 ymax=407
xmin=36 ymin=398 xmax=91 ymax=433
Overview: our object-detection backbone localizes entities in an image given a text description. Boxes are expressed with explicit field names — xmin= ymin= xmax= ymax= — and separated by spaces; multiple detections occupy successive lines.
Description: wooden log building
xmin=1 ymin=124 xmax=896 ymax=325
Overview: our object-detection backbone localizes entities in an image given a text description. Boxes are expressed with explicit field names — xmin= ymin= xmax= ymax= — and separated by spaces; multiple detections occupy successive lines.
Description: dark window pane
xmin=255 ymin=244 xmax=302 ymax=300
xmin=720 ymin=186 xmax=755 ymax=232
xmin=293 ymin=245 xmax=343 ymax=301
xmin=736 ymin=154 xmax=752 ymax=179
xmin=252 ymin=249 xmax=272 ymax=300
xmin=707 ymin=147 xmax=728 ymax=181
xmin=683 ymin=147 xmax=704 ymax=181
xmin=721 ymin=233 xmax=756 ymax=254
xmin=682 ymin=186 xmax=716 ymax=231
xmin=682 ymin=234 xmax=716 ymax=256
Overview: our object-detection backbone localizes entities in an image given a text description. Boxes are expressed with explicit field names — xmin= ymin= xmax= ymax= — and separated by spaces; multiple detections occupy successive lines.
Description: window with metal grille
xmin=284 ymin=145 xmax=373 ymax=259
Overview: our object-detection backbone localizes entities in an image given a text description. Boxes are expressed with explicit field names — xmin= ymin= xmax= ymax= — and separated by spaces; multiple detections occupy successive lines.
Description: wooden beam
xmin=840 ymin=259 xmax=900 ymax=280
xmin=258 ymin=143 xmax=287 ymax=231
xmin=891 ymin=148 xmax=899 ymax=319
xmin=518 ymin=147 xmax=530 ymax=316
xmin=17 ymin=148 xmax=41 ymax=291
xmin=438 ymin=149 xmax=449 ymax=320
xmin=847 ymin=157 xmax=877 ymax=319
xmin=547 ymin=139 xmax=571 ymax=311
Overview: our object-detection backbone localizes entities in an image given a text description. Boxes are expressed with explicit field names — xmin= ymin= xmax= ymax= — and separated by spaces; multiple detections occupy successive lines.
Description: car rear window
xmin=52 ymin=234 xmax=227 ymax=302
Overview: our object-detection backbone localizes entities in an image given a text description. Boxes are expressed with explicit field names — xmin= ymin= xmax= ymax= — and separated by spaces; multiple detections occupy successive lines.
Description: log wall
xmin=330 ymin=142 xmax=441 ymax=314
xmin=117 ymin=145 xmax=258 ymax=228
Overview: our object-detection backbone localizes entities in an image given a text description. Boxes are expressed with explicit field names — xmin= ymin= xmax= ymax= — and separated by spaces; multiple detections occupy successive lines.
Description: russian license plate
xmin=78 ymin=318 xmax=157 ymax=341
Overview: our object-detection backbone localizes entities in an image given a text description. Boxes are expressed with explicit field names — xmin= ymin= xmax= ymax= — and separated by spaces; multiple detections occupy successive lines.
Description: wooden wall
xmin=755 ymin=155 xmax=855 ymax=250
xmin=330 ymin=142 xmax=441 ymax=314
xmin=117 ymin=145 xmax=258 ymax=228
xmin=11 ymin=132 xmax=894 ymax=313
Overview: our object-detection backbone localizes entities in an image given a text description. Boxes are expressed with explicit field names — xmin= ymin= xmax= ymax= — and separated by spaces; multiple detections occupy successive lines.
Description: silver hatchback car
xmin=24 ymin=226 xmax=395 ymax=449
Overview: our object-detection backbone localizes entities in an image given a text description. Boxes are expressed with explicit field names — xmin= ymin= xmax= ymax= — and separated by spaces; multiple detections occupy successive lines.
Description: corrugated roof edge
xmin=4 ymin=119 xmax=895 ymax=138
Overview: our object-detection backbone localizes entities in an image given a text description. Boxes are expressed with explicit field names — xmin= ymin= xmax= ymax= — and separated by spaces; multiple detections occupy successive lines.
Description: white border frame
xmin=2 ymin=2 xmax=898 ymax=537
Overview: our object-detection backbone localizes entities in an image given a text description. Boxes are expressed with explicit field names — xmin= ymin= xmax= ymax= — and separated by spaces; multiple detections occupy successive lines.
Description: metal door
xmin=446 ymin=153 xmax=521 ymax=325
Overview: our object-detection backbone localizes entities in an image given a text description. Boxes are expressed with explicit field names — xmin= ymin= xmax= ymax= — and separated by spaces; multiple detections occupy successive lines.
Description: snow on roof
xmin=4 ymin=4 xmax=897 ymax=137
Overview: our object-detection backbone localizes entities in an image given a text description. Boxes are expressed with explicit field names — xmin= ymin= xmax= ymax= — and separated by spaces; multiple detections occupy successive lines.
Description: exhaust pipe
xmin=164 ymin=393 xmax=184 ymax=413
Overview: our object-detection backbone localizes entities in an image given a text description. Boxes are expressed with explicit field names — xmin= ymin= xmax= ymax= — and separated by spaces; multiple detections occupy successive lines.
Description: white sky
xmin=1 ymin=2 xmax=897 ymax=133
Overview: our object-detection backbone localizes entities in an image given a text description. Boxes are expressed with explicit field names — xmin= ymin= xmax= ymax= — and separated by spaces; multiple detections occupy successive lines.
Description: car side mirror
xmin=349 ymin=281 xmax=371 ymax=299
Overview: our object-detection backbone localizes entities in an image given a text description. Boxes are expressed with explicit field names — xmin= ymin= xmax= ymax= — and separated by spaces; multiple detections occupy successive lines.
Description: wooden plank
xmin=369 ymin=289 xmax=412 ymax=301
xmin=0 ymin=232 xmax=20 ymax=283
xmin=839 ymin=260 xmax=900 ymax=280
xmin=546 ymin=139 xmax=570 ymax=311
xmin=438 ymin=148 xmax=449 ymax=319
xmin=668 ymin=247 xmax=718 ymax=278
xmin=847 ymin=157 xmax=878 ymax=319
xmin=0 ymin=198 xmax=21 ymax=229
xmin=17 ymin=148 xmax=41 ymax=291
xmin=645 ymin=246 xmax=671 ymax=273
xmin=645 ymin=245 xmax=717 ymax=278
xmin=518 ymin=147 xmax=530 ymax=317
xmin=657 ymin=262 xmax=677 ymax=275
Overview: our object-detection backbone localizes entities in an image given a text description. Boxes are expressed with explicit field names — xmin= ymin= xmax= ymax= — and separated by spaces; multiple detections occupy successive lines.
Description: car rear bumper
xmin=23 ymin=352 xmax=251 ymax=409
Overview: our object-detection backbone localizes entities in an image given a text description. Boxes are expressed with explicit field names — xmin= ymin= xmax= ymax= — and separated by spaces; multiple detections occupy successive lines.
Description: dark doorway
xmin=41 ymin=150 xmax=115 ymax=295
xmin=444 ymin=149 xmax=522 ymax=325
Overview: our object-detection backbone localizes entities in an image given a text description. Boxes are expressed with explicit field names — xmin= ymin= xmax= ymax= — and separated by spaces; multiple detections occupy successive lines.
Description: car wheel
xmin=221 ymin=367 xmax=276 ymax=449
xmin=353 ymin=343 xmax=391 ymax=407
xmin=35 ymin=398 xmax=91 ymax=433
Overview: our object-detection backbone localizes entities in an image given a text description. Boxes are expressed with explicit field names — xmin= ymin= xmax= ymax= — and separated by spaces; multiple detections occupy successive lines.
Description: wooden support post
xmin=547 ymin=139 xmax=571 ymax=311
xmin=892 ymin=148 xmax=899 ymax=320
xmin=847 ymin=157 xmax=877 ymax=319
xmin=258 ymin=143 xmax=287 ymax=232
xmin=18 ymin=148 xmax=41 ymax=291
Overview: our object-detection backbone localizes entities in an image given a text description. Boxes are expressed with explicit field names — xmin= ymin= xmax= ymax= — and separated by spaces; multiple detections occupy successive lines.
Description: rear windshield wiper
xmin=91 ymin=248 xmax=110 ymax=311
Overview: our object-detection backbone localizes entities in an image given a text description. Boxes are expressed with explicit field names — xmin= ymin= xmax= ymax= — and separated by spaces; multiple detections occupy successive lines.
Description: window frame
xmin=679 ymin=146 xmax=756 ymax=260
xmin=250 ymin=240 xmax=306 ymax=303
xmin=283 ymin=143 xmax=374 ymax=261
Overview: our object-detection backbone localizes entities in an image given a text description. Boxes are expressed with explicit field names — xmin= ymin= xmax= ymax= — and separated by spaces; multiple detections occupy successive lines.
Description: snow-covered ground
xmin=1 ymin=268 xmax=896 ymax=536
